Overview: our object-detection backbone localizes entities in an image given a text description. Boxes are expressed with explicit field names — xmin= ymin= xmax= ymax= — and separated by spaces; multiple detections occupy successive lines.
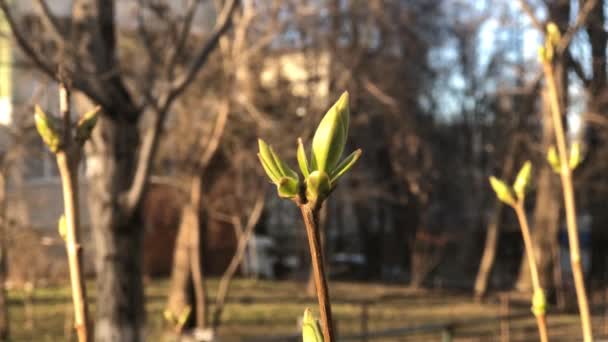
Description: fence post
xmin=500 ymin=292 xmax=510 ymax=342
xmin=361 ymin=301 xmax=368 ymax=342
xmin=604 ymin=287 xmax=608 ymax=336
xmin=441 ymin=325 xmax=453 ymax=342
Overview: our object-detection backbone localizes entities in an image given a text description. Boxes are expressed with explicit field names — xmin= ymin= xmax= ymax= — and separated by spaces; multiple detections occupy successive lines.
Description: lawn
xmin=4 ymin=278 xmax=604 ymax=341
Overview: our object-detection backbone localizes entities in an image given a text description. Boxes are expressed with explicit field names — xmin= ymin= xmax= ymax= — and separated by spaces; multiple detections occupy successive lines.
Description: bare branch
xmin=122 ymin=0 xmax=238 ymax=217
xmin=136 ymin=0 xmax=161 ymax=66
xmin=0 ymin=0 xmax=58 ymax=79
xmin=211 ymin=192 xmax=265 ymax=329
xmin=163 ymin=0 xmax=239 ymax=110
xmin=567 ymin=52 xmax=590 ymax=87
xmin=199 ymin=100 xmax=230 ymax=169
xmin=35 ymin=0 xmax=66 ymax=42
xmin=165 ymin=0 xmax=201 ymax=79
xmin=558 ymin=0 xmax=598 ymax=54
xmin=517 ymin=0 xmax=544 ymax=33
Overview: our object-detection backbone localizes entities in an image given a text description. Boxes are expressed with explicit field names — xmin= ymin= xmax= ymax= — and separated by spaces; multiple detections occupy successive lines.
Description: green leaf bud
xmin=489 ymin=176 xmax=516 ymax=206
xmin=531 ymin=289 xmax=547 ymax=316
xmin=312 ymin=92 xmax=349 ymax=173
xmin=306 ymin=171 xmax=331 ymax=203
xmin=513 ymin=161 xmax=532 ymax=200
xmin=34 ymin=106 xmax=62 ymax=153
xmin=302 ymin=308 xmax=324 ymax=342
xmin=547 ymin=145 xmax=561 ymax=174
xmin=75 ymin=106 xmax=100 ymax=145
xmin=58 ymin=215 xmax=67 ymax=240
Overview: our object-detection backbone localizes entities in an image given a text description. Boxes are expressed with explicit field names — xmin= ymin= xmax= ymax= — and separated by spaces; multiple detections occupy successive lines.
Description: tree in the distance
xmin=0 ymin=1 xmax=238 ymax=340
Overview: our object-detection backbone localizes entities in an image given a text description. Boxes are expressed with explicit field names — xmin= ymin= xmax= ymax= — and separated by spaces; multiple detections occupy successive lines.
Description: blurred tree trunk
xmin=474 ymin=140 xmax=518 ymax=299
xmin=164 ymin=199 xmax=203 ymax=330
xmin=166 ymin=176 xmax=207 ymax=331
xmin=0 ymin=173 xmax=8 ymax=341
xmin=88 ymin=117 xmax=146 ymax=341
xmin=583 ymin=0 xmax=608 ymax=285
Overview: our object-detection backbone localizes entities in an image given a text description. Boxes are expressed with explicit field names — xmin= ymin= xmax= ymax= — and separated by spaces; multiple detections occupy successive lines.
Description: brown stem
xmin=514 ymin=204 xmax=548 ymax=342
xmin=299 ymin=203 xmax=335 ymax=342
xmin=543 ymin=62 xmax=593 ymax=342
xmin=536 ymin=314 xmax=549 ymax=342
xmin=56 ymin=85 xmax=90 ymax=342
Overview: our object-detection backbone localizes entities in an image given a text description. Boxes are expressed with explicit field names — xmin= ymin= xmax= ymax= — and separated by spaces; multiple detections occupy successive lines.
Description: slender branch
xmin=199 ymin=101 xmax=230 ymax=168
xmin=123 ymin=0 xmax=238 ymax=217
xmin=56 ymin=85 xmax=90 ymax=342
xmin=567 ymin=52 xmax=590 ymax=87
xmin=513 ymin=204 xmax=548 ymax=342
xmin=121 ymin=109 xmax=163 ymax=217
xmin=35 ymin=0 xmax=67 ymax=42
xmin=136 ymin=0 xmax=161 ymax=66
xmin=0 ymin=0 xmax=57 ymax=79
xmin=557 ymin=0 xmax=598 ymax=54
xmin=298 ymin=203 xmax=335 ymax=342
xmin=542 ymin=60 xmax=593 ymax=342
xmin=211 ymin=193 xmax=265 ymax=329
xmin=165 ymin=0 xmax=201 ymax=79
xmin=517 ymin=0 xmax=544 ymax=33
xmin=163 ymin=0 xmax=239 ymax=110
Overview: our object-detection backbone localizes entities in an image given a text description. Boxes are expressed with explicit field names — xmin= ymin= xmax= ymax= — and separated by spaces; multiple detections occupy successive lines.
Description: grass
xmin=4 ymin=278 xmax=605 ymax=341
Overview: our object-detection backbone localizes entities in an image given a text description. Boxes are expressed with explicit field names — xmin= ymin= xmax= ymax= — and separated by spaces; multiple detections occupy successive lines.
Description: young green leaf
xmin=258 ymin=153 xmax=280 ymax=183
xmin=297 ymin=138 xmax=310 ymax=178
xmin=312 ymin=92 xmax=349 ymax=173
xmin=330 ymin=149 xmax=362 ymax=185
xmin=302 ymin=308 xmax=324 ymax=342
xmin=489 ymin=176 xmax=515 ymax=206
xmin=269 ymin=145 xmax=298 ymax=180
xmin=513 ymin=161 xmax=532 ymax=200
xmin=258 ymin=139 xmax=282 ymax=182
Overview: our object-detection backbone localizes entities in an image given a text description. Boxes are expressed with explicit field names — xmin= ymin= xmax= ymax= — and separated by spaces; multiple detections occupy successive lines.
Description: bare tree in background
xmin=0 ymin=1 xmax=238 ymax=340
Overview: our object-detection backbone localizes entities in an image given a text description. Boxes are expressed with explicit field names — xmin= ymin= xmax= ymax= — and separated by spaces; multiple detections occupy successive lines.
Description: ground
xmin=4 ymin=278 xmax=606 ymax=341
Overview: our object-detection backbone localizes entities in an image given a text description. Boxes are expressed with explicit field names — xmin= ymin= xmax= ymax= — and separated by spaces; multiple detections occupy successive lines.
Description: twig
xmin=517 ymin=0 xmax=544 ymax=33
xmin=542 ymin=56 xmax=593 ymax=342
xmin=56 ymin=85 xmax=91 ymax=342
xmin=298 ymin=202 xmax=335 ymax=342
xmin=513 ymin=204 xmax=548 ymax=342
xmin=211 ymin=193 xmax=265 ymax=329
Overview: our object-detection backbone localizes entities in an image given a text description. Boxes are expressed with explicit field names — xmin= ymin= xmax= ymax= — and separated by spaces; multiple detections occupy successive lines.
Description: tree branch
xmin=165 ymin=0 xmax=201 ymax=80
xmin=558 ymin=0 xmax=598 ymax=54
xmin=0 ymin=0 xmax=58 ymax=79
xmin=517 ymin=0 xmax=544 ymax=33
xmin=163 ymin=0 xmax=239 ymax=111
xmin=199 ymin=101 xmax=229 ymax=169
xmin=35 ymin=0 xmax=67 ymax=42
xmin=122 ymin=0 xmax=239 ymax=218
